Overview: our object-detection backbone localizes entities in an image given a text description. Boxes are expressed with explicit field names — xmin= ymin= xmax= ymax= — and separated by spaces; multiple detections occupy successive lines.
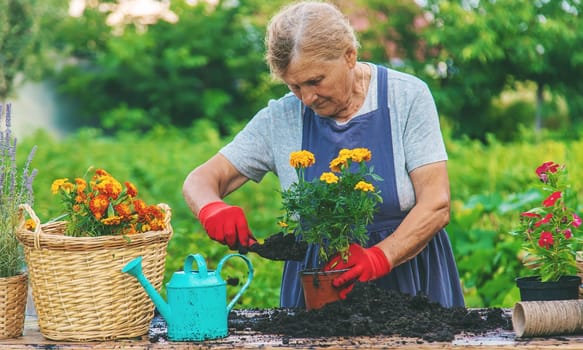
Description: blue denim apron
xmin=280 ymin=66 xmax=465 ymax=308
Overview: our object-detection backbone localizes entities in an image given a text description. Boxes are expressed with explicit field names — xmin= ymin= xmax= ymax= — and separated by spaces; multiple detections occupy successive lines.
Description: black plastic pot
xmin=516 ymin=275 xmax=582 ymax=301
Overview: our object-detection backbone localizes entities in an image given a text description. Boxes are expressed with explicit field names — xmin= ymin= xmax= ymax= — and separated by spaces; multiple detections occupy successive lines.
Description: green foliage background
xmin=18 ymin=123 xmax=583 ymax=309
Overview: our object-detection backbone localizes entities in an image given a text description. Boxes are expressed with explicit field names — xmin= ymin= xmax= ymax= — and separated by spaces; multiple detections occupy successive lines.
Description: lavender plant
xmin=0 ymin=103 xmax=37 ymax=278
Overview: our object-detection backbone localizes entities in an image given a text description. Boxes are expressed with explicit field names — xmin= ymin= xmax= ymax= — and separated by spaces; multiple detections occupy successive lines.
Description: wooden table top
xmin=2 ymin=315 xmax=583 ymax=349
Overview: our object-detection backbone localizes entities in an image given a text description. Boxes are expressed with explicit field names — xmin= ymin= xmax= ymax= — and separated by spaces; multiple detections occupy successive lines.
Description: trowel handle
xmin=217 ymin=254 xmax=254 ymax=312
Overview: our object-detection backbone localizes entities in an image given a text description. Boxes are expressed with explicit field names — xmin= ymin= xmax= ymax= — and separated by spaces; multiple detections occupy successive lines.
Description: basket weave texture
xmin=0 ymin=273 xmax=27 ymax=339
xmin=16 ymin=203 xmax=173 ymax=341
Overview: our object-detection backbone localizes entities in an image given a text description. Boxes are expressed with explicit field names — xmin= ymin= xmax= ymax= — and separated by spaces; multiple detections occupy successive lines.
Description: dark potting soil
xmin=242 ymin=232 xmax=308 ymax=261
xmin=230 ymin=283 xmax=512 ymax=342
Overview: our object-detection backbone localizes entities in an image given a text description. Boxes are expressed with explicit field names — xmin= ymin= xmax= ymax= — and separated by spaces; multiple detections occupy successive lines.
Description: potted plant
xmin=0 ymin=103 xmax=37 ymax=339
xmin=16 ymin=167 xmax=173 ymax=341
xmin=511 ymin=161 xmax=582 ymax=301
xmin=279 ymin=148 xmax=383 ymax=309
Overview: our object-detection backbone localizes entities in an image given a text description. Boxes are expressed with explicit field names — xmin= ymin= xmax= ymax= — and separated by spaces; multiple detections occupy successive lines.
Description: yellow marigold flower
xmin=320 ymin=172 xmax=339 ymax=184
xmin=289 ymin=150 xmax=316 ymax=168
xmin=101 ymin=216 xmax=123 ymax=226
xmin=24 ymin=218 xmax=36 ymax=231
xmin=278 ymin=221 xmax=289 ymax=228
xmin=51 ymin=178 xmax=70 ymax=194
xmin=354 ymin=181 xmax=375 ymax=192
xmin=329 ymin=157 xmax=348 ymax=173
xmin=350 ymin=148 xmax=372 ymax=162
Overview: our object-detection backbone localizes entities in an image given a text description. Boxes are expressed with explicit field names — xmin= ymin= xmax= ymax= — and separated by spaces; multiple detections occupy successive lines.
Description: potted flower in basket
xmin=510 ymin=161 xmax=583 ymax=301
xmin=278 ymin=148 xmax=383 ymax=309
xmin=0 ymin=103 xmax=37 ymax=339
xmin=16 ymin=167 xmax=173 ymax=341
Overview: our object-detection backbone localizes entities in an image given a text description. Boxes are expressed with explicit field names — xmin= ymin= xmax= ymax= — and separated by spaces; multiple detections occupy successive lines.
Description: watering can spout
xmin=122 ymin=256 xmax=171 ymax=321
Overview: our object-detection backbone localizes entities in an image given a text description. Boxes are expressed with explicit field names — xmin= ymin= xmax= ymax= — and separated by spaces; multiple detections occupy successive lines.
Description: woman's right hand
xmin=197 ymin=201 xmax=256 ymax=250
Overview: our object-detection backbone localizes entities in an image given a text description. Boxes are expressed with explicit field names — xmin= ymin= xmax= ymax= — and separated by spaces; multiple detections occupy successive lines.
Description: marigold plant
xmin=280 ymin=148 xmax=383 ymax=262
xmin=511 ymin=161 xmax=582 ymax=282
xmin=51 ymin=168 xmax=166 ymax=237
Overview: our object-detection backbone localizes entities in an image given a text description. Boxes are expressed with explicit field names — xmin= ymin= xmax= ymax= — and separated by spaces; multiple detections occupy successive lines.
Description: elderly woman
xmin=183 ymin=1 xmax=465 ymax=308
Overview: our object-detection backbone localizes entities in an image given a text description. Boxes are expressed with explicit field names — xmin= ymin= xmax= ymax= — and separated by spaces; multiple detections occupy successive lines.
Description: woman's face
xmin=281 ymin=51 xmax=356 ymax=119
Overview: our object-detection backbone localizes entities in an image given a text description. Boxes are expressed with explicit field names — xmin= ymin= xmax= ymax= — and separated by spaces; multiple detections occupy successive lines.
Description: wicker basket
xmin=0 ymin=273 xmax=27 ymax=339
xmin=16 ymin=203 xmax=173 ymax=341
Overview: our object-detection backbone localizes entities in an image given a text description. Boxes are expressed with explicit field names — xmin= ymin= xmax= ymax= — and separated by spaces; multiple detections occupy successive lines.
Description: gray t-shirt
xmin=220 ymin=64 xmax=447 ymax=211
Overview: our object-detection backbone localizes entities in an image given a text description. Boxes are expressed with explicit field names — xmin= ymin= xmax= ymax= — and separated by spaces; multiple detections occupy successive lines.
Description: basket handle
xmin=157 ymin=203 xmax=173 ymax=239
xmin=18 ymin=203 xmax=43 ymax=249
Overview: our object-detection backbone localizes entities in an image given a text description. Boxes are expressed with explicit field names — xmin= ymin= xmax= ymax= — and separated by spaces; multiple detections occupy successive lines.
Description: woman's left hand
xmin=323 ymin=243 xmax=391 ymax=299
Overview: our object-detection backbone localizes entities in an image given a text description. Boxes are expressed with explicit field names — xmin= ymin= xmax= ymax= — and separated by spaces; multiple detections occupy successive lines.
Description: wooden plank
xmin=2 ymin=316 xmax=583 ymax=349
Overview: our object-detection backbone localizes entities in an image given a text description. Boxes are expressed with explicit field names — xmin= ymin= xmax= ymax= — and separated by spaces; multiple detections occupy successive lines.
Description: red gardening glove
xmin=323 ymin=243 xmax=391 ymax=299
xmin=198 ymin=201 xmax=257 ymax=250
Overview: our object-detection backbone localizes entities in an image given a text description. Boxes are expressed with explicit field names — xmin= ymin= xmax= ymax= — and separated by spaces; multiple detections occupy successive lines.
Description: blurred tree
xmin=53 ymin=0 xmax=289 ymax=134
xmin=345 ymin=0 xmax=427 ymax=73
xmin=0 ymin=0 xmax=67 ymax=101
xmin=422 ymin=0 xmax=583 ymax=140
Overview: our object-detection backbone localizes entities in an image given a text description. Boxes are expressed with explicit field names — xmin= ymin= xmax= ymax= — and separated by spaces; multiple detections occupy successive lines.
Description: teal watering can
xmin=122 ymin=253 xmax=253 ymax=341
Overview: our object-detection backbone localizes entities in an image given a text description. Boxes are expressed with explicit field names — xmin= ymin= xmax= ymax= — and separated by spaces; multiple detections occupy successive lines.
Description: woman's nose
xmin=299 ymin=87 xmax=317 ymax=106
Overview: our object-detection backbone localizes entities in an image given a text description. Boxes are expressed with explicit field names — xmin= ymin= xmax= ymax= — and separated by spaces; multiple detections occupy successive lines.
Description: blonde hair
xmin=265 ymin=1 xmax=359 ymax=79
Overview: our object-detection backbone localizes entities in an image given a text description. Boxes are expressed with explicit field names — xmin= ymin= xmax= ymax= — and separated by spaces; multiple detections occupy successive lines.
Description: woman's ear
xmin=344 ymin=48 xmax=357 ymax=68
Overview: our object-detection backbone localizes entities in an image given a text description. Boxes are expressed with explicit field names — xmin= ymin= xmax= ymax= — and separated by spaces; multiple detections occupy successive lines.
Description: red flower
xmin=573 ymin=214 xmax=582 ymax=228
xmin=535 ymin=161 xmax=560 ymax=182
xmin=534 ymin=213 xmax=553 ymax=227
xmin=563 ymin=229 xmax=573 ymax=239
xmin=521 ymin=212 xmax=541 ymax=218
xmin=542 ymin=191 xmax=562 ymax=207
xmin=538 ymin=231 xmax=554 ymax=249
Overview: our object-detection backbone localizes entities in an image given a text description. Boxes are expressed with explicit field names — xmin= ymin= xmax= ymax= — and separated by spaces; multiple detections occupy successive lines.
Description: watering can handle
xmin=184 ymin=254 xmax=208 ymax=277
xmin=217 ymin=253 xmax=254 ymax=312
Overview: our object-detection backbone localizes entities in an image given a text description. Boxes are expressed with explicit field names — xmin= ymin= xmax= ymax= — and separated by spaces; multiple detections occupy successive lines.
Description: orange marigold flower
xmin=94 ymin=168 xmax=110 ymax=177
xmin=95 ymin=176 xmax=123 ymax=199
xmin=89 ymin=194 xmax=109 ymax=220
xmin=125 ymin=181 xmax=138 ymax=197
xmin=115 ymin=203 xmax=132 ymax=218
xmin=75 ymin=193 xmax=86 ymax=203
xmin=289 ymin=150 xmax=316 ymax=168
xmin=320 ymin=172 xmax=339 ymax=184
xmin=133 ymin=199 xmax=147 ymax=216
xmin=354 ymin=181 xmax=375 ymax=192
xmin=75 ymin=178 xmax=87 ymax=193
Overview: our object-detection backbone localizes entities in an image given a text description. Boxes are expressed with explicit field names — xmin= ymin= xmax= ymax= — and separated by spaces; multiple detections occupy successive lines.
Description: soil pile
xmin=231 ymin=283 xmax=512 ymax=342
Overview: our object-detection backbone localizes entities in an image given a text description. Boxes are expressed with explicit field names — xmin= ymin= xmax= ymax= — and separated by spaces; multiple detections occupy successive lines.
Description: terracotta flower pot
xmin=300 ymin=268 xmax=348 ymax=311
xmin=516 ymin=275 xmax=582 ymax=302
